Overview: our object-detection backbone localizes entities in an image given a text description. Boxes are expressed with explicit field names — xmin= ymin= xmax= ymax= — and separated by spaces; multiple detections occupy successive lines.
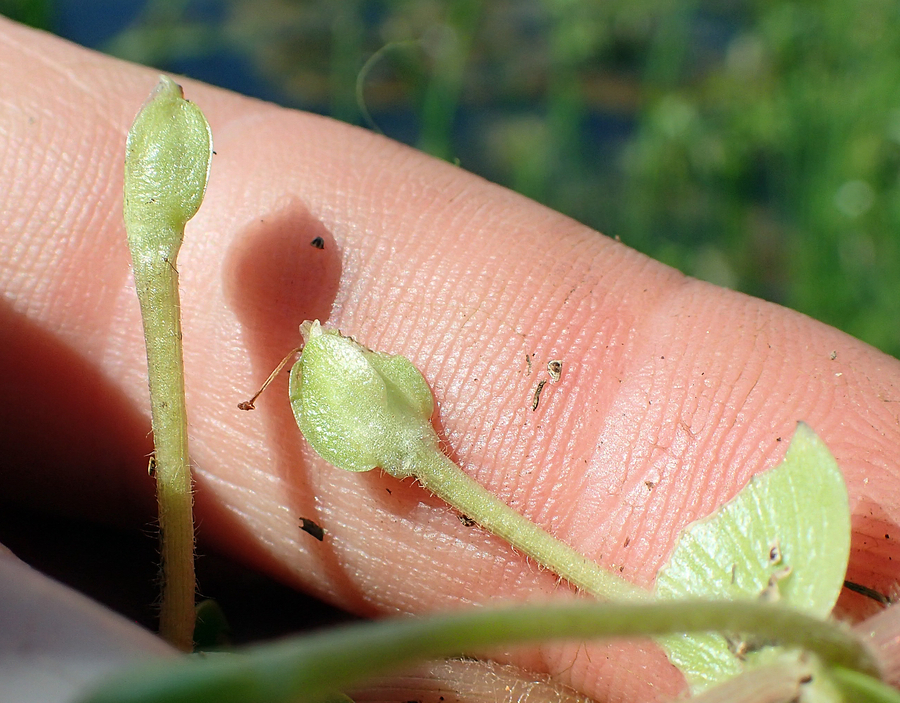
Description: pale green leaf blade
xmin=654 ymin=423 xmax=851 ymax=691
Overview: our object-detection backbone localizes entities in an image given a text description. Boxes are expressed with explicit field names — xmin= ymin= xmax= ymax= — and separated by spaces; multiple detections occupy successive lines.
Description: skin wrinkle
xmin=528 ymin=260 xmax=684 ymax=584
xmin=646 ymin=294 xmax=769 ymax=519
xmin=530 ymin=378 xmax=597 ymax=534
xmin=382 ymin=498 xmax=482 ymax=601
xmin=576 ymin=291 xmax=770 ymax=584
xmin=502 ymin=253 xmax=652 ymax=496
xmin=1 ymin=155 xmax=56 ymax=306
xmin=771 ymin=352 xmax=825 ymax=433
xmin=434 ymin=183 xmax=497 ymax=241
xmin=664 ymin=382 xmax=727 ymax=521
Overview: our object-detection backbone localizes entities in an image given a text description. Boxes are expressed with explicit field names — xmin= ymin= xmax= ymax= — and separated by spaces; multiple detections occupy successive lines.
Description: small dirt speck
xmin=299 ymin=517 xmax=325 ymax=541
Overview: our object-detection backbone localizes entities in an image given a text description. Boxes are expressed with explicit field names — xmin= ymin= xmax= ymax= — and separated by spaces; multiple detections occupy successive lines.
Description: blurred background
xmin=8 ymin=0 xmax=900 ymax=357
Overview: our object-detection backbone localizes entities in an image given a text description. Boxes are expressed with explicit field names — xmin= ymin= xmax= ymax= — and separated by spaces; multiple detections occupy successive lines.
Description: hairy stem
xmin=80 ymin=600 xmax=878 ymax=703
xmin=133 ymin=256 xmax=194 ymax=650
xmin=411 ymin=443 xmax=646 ymax=602
xmin=829 ymin=666 xmax=900 ymax=703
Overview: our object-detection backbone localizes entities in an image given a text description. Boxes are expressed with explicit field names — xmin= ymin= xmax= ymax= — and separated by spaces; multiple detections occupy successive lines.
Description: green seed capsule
xmin=289 ymin=320 xmax=436 ymax=477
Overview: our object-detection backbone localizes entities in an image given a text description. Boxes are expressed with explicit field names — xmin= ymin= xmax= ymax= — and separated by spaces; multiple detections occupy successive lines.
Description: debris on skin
xmin=531 ymin=379 xmax=547 ymax=411
xmin=548 ymin=359 xmax=562 ymax=382
xmin=310 ymin=236 xmax=325 ymax=249
xmin=299 ymin=517 xmax=325 ymax=541
xmin=529 ymin=357 xmax=563 ymax=410
xmin=843 ymin=579 xmax=893 ymax=605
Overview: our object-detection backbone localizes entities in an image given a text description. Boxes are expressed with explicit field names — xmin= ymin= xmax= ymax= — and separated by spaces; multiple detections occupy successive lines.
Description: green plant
xmin=289 ymin=321 xmax=857 ymax=695
xmin=223 ymin=320 xmax=876 ymax=699
xmin=123 ymin=75 xmax=213 ymax=651
xmin=80 ymin=318 xmax=892 ymax=700
xmin=79 ymin=600 xmax=883 ymax=703
xmin=91 ymin=76 xmax=899 ymax=703
xmin=654 ymin=421 xmax=850 ymax=690
xmin=291 ymin=320 xmax=644 ymax=602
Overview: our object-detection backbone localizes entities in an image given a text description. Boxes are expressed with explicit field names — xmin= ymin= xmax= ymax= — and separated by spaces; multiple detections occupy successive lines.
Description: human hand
xmin=3 ymin=16 xmax=900 ymax=703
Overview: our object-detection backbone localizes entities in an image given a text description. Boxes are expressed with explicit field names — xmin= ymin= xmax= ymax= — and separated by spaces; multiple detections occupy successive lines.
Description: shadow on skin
xmin=839 ymin=499 xmax=900 ymax=618
xmin=0 ymin=296 xmax=155 ymax=523
xmin=221 ymin=198 xmax=374 ymax=604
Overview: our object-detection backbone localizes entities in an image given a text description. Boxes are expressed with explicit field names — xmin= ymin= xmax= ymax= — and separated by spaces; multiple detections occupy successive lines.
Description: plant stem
xmin=79 ymin=600 xmax=879 ymax=703
xmin=829 ymin=666 xmax=900 ymax=703
xmin=124 ymin=76 xmax=212 ymax=651
xmin=412 ymin=443 xmax=646 ymax=602
xmin=132 ymin=256 xmax=194 ymax=650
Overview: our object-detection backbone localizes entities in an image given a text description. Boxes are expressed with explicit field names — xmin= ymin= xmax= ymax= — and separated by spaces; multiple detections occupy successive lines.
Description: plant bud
xmin=289 ymin=320 xmax=437 ymax=477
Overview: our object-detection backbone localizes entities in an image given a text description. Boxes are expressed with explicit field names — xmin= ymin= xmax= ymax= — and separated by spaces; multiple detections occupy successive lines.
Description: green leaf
xmin=654 ymin=423 xmax=851 ymax=692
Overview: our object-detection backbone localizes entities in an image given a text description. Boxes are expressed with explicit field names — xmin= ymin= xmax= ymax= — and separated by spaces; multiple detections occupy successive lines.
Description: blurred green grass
xmin=22 ymin=0 xmax=900 ymax=357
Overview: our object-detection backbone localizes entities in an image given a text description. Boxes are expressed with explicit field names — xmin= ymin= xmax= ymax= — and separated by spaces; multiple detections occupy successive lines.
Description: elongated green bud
xmin=124 ymin=76 xmax=212 ymax=263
